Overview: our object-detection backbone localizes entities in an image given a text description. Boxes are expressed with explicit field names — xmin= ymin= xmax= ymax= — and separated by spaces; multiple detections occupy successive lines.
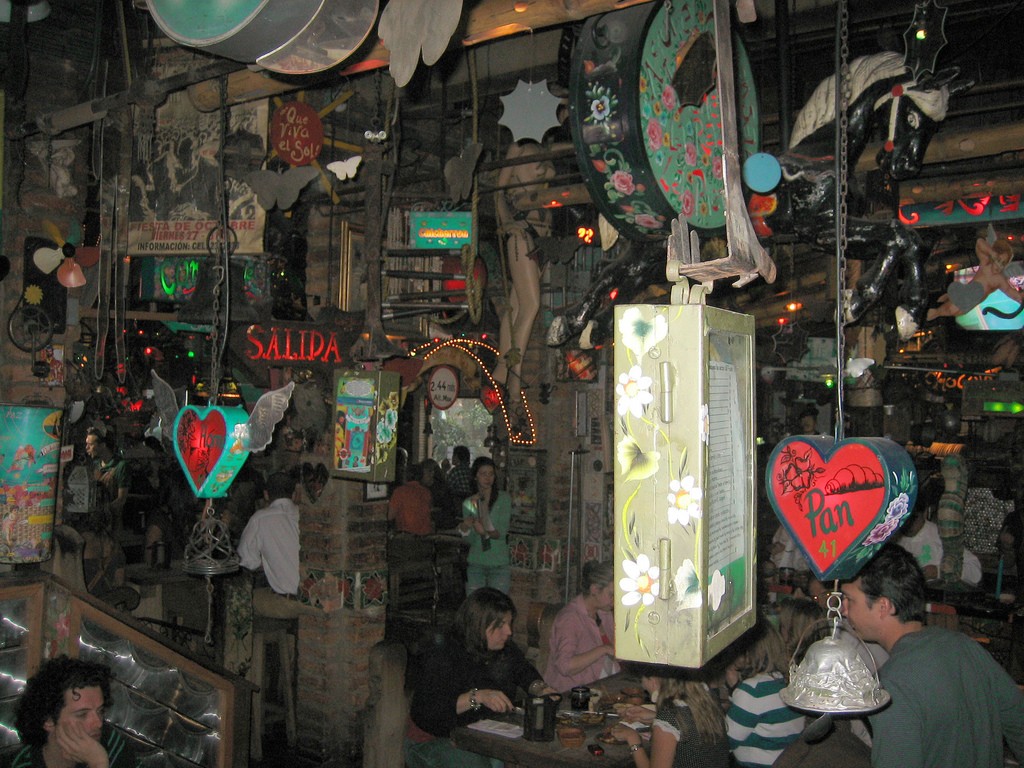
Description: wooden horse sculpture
xmin=548 ymin=52 xmax=971 ymax=348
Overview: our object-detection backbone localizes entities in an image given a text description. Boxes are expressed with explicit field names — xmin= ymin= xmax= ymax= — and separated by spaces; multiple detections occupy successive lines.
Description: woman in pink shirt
xmin=544 ymin=560 xmax=620 ymax=692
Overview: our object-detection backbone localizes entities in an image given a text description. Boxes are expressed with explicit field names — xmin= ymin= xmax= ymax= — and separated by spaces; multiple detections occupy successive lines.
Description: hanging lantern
xmin=781 ymin=593 xmax=889 ymax=724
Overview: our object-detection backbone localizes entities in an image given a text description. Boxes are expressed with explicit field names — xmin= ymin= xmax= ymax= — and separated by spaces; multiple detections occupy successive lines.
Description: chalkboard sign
xmin=507 ymin=449 xmax=547 ymax=535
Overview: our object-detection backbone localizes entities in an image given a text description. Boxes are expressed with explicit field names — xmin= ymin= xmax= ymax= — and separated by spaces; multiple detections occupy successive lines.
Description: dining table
xmin=451 ymin=673 xmax=645 ymax=768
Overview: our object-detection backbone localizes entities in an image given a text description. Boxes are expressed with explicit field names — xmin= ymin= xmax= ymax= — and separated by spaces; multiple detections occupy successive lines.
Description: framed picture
xmin=507 ymin=448 xmax=547 ymax=535
xmin=364 ymin=482 xmax=389 ymax=502
xmin=338 ymin=221 xmax=367 ymax=311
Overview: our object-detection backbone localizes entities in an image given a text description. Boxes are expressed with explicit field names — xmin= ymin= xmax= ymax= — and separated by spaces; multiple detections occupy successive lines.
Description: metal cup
xmin=570 ymin=686 xmax=591 ymax=711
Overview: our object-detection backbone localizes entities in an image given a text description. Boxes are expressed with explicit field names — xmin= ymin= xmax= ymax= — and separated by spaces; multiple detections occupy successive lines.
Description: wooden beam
xmin=899 ymin=172 xmax=1024 ymax=206
xmin=857 ymin=122 xmax=1024 ymax=173
xmin=189 ymin=0 xmax=655 ymax=111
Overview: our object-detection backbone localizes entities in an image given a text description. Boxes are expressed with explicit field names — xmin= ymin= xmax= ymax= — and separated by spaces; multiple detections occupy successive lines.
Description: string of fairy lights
xmin=409 ymin=337 xmax=538 ymax=446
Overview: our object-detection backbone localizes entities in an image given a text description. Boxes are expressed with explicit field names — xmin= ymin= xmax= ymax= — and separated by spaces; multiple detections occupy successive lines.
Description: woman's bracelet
xmin=469 ymin=688 xmax=482 ymax=711
xmin=630 ymin=743 xmax=643 ymax=753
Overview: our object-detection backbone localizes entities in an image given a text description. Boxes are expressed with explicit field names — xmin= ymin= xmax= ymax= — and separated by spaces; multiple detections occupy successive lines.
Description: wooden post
xmin=362 ymin=641 xmax=410 ymax=768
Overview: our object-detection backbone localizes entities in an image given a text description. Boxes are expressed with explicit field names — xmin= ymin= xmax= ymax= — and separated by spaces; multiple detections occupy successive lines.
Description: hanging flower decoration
xmin=666 ymin=475 xmax=703 ymax=527
xmin=616 ymin=434 xmax=660 ymax=482
xmin=621 ymin=554 xmax=660 ymax=607
xmin=861 ymin=491 xmax=913 ymax=547
xmin=709 ymin=569 xmax=727 ymax=611
xmin=673 ymin=559 xmax=702 ymax=610
xmin=616 ymin=365 xmax=654 ymax=417
xmin=619 ymin=307 xmax=668 ymax=358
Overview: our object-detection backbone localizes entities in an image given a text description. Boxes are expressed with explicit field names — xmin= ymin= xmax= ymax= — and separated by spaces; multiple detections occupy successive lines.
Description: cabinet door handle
xmin=660 ymin=362 xmax=674 ymax=423
xmin=658 ymin=538 xmax=671 ymax=602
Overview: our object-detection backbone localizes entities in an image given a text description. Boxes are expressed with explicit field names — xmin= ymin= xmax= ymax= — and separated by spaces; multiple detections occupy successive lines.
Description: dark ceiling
xmin=3 ymin=0 xmax=1023 ymax=333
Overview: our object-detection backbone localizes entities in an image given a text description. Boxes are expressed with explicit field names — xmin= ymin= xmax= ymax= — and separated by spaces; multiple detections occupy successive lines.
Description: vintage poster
xmin=128 ymin=50 xmax=267 ymax=255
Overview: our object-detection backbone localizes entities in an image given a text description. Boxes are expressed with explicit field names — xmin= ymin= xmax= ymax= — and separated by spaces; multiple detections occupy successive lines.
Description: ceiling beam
xmin=189 ymin=0 xmax=656 ymax=111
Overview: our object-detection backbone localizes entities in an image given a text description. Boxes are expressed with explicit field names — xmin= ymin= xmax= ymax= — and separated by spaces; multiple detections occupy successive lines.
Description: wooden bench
xmin=526 ymin=601 xmax=562 ymax=677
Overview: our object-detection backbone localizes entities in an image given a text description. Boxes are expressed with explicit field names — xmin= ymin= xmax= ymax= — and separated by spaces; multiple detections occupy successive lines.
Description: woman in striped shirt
xmin=726 ymin=621 xmax=805 ymax=767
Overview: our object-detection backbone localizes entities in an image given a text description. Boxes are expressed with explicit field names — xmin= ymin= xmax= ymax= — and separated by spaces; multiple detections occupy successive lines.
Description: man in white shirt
xmin=898 ymin=500 xmax=982 ymax=586
xmin=238 ymin=471 xmax=314 ymax=617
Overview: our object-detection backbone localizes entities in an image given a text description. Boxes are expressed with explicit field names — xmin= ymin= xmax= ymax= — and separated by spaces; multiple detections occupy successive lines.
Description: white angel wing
xmin=327 ymin=156 xmax=362 ymax=181
xmin=150 ymin=370 xmax=180 ymax=448
xmin=241 ymin=381 xmax=295 ymax=453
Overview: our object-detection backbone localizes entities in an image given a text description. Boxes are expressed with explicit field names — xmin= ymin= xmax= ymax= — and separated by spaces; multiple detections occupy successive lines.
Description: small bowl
xmin=557 ymin=726 xmax=586 ymax=748
xmin=578 ymin=712 xmax=605 ymax=726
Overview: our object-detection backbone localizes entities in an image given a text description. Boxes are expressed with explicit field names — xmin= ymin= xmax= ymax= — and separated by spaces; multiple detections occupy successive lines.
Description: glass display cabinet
xmin=0 ymin=574 xmax=252 ymax=767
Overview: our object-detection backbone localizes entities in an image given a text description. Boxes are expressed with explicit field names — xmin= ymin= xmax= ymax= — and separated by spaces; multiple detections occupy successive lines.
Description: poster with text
xmin=128 ymin=50 xmax=267 ymax=255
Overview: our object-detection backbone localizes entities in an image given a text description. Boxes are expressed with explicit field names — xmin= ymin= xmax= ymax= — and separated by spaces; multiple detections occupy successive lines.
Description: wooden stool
xmin=248 ymin=616 xmax=297 ymax=762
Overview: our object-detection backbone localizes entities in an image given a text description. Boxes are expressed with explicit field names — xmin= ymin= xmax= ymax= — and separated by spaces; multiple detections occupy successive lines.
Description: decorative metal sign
xmin=766 ymin=435 xmax=918 ymax=580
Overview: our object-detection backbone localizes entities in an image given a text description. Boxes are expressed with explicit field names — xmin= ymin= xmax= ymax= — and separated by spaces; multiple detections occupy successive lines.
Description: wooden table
xmin=452 ymin=675 xmax=642 ymax=767
xmin=125 ymin=561 xmax=203 ymax=623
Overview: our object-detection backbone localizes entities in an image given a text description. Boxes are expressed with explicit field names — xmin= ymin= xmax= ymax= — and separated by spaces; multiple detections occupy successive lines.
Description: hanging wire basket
xmin=182 ymin=502 xmax=239 ymax=576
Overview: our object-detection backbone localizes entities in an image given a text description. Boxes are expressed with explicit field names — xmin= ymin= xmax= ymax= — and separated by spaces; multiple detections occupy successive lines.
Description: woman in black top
xmin=405 ymin=588 xmax=551 ymax=767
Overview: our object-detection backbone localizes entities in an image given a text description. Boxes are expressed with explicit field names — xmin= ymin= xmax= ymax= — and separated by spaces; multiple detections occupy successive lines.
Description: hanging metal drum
xmin=569 ymin=0 xmax=760 ymax=240
xmin=146 ymin=0 xmax=379 ymax=75
xmin=0 ymin=404 xmax=62 ymax=563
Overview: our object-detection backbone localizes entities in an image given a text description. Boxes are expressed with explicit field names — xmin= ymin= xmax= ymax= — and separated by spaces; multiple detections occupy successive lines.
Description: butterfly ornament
xmin=327 ymin=156 xmax=362 ymax=182
xmin=247 ymin=166 xmax=320 ymax=211
xmin=151 ymin=371 xmax=295 ymax=498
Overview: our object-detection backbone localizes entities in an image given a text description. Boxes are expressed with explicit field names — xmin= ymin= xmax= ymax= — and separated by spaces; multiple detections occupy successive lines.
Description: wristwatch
xmin=630 ymin=743 xmax=643 ymax=753
xmin=469 ymin=688 xmax=482 ymax=711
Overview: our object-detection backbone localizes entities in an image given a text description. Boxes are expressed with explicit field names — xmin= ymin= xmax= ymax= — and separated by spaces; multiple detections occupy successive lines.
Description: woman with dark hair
xmin=544 ymin=560 xmax=620 ymax=692
xmin=405 ymin=587 xmax=553 ymax=768
xmin=457 ymin=457 xmax=512 ymax=593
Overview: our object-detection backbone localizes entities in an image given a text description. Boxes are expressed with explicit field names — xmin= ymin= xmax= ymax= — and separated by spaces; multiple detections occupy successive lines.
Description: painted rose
xmin=611 ymin=170 xmax=636 ymax=195
xmin=885 ymin=492 xmax=911 ymax=521
xmin=646 ymin=119 xmax=664 ymax=153
xmin=681 ymin=189 xmax=695 ymax=217
xmin=861 ymin=515 xmax=903 ymax=547
xmin=633 ymin=213 xmax=664 ymax=230
xmin=712 ymin=155 xmax=723 ymax=179
xmin=661 ymin=85 xmax=678 ymax=111
xmin=685 ymin=142 xmax=698 ymax=166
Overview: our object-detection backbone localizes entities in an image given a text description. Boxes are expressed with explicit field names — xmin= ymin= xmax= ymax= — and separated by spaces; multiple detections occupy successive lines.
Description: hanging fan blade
xmin=67 ymin=219 xmax=83 ymax=247
xmin=42 ymin=220 xmax=66 ymax=247
xmin=32 ymin=245 xmax=63 ymax=274
xmin=74 ymin=245 xmax=100 ymax=268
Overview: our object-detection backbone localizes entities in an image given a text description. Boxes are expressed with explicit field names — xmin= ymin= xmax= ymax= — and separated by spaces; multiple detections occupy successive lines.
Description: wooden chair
xmin=247 ymin=615 xmax=297 ymax=762
xmin=526 ymin=601 xmax=562 ymax=676
xmin=363 ymin=641 xmax=411 ymax=768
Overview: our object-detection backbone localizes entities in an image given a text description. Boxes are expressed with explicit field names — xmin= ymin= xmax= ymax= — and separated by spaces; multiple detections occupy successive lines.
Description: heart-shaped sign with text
xmin=766 ymin=435 xmax=918 ymax=580
xmin=173 ymin=405 xmax=250 ymax=498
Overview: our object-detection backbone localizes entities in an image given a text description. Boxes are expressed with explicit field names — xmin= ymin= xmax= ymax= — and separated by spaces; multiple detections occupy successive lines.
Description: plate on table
xmin=596 ymin=728 xmax=628 ymax=746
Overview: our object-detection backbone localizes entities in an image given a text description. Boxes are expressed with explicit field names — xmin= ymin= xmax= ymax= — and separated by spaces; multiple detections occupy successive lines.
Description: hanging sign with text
xmin=766 ymin=435 xmax=918 ymax=580
xmin=270 ymin=101 xmax=324 ymax=167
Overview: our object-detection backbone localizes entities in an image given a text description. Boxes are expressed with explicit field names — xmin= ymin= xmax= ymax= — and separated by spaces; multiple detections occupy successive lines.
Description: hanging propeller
xmin=31 ymin=219 xmax=100 ymax=288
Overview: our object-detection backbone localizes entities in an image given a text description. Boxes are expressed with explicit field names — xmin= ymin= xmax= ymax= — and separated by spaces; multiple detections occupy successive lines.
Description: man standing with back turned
xmin=841 ymin=544 xmax=1024 ymax=768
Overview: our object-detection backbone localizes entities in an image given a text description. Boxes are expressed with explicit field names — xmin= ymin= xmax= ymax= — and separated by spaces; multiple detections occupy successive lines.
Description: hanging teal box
xmin=332 ymin=370 xmax=400 ymax=482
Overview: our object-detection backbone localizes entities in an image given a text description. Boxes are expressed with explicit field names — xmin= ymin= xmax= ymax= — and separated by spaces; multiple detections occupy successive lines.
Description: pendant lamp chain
xmin=834 ymin=0 xmax=850 ymax=442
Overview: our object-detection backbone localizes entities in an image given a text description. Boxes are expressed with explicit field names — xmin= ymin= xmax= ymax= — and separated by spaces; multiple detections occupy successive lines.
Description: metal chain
xmin=208 ymin=77 xmax=230 ymax=399
xmin=835 ymin=0 xmax=850 ymax=441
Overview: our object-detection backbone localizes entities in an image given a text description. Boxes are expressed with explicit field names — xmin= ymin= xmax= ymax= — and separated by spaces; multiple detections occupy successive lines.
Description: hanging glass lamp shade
xmin=781 ymin=629 xmax=889 ymax=714
xmin=781 ymin=593 xmax=889 ymax=716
